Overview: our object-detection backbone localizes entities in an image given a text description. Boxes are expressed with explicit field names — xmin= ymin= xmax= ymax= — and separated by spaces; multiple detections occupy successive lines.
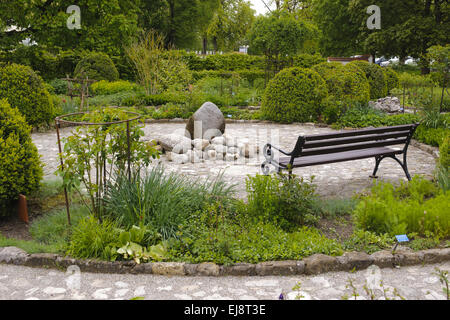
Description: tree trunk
xmin=202 ymin=36 xmax=208 ymax=55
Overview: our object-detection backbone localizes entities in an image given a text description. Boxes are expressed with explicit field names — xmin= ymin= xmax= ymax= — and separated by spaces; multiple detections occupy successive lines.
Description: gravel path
xmin=0 ymin=262 xmax=448 ymax=300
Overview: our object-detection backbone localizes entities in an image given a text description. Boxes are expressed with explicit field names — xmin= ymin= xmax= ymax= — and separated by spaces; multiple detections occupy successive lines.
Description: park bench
xmin=261 ymin=123 xmax=420 ymax=181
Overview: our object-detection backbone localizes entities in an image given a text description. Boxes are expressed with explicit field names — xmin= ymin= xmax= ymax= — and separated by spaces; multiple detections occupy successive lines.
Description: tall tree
xmin=0 ymin=0 xmax=141 ymax=56
xmin=312 ymin=0 xmax=449 ymax=72
xmin=207 ymin=0 xmax=256 ymax=52
xmin=348 ymin=0 xmax=449 ymax=73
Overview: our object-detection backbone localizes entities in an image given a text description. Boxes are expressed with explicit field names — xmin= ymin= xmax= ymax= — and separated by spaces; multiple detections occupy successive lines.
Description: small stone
xmin=151 ymin=262 xmax=186 ymax=276
xmin=255 ymin=261 xmax=303 ymax=276
xmin=422 ymin=248 xmax=450 ymax=264
xmin=211 ymin=136 xmax=226 ymax=145
xmin=227 ymin=146 xmax=239 ymax=154
xmin=303 ymin=254 xmax=339 ymax=275
xmin=197 ymin=263 xmax=220 ymax=276
xmin=0 ymin=247 xmax=29 ymax=265
xmin=371 ymin=250 xmax=395 ymax=268
xmin=336 ymin=252 xmax=374 ymax=271
xmin=214 ymin=144 xmax=227 ymax=155
xmin=221 ymin=263 xmax=256 ymax=276
xmin=172 ymin=153 xmax=190 ymax=164
xmin=193 ymin=139 xmax=210 ymax=151
xmin=225 ymin=153 xmax=239 ymax=162
xmin=158 ymin=134 xmax=192 ymax=154
xmin=205 ymin=150 xmax=217 ymax=160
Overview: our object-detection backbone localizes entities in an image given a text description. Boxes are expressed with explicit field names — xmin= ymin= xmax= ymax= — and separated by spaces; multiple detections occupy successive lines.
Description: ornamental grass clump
xmin=103 ymin=166 xmax=236 ymax=240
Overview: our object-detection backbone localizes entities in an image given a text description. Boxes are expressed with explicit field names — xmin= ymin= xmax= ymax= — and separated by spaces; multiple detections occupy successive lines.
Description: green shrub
xmin=261 ymin=67 xmax=328 ymax=123
xmin=383 ymin=68 xmax=400 ymax=95
xmin=439 ymin=134 xmax=450 ymax=169
xmin=74 ymin=52 xmax=119 ymax=82
xmin=0 ymin=63 xmax=54 ymax=127
xmin=353 ymin=177 xmax=449 ymax=237
xmin=292 ymin=53 xmax=327 ymax=69
xmin=313 ymin=62 xmax=370 ymax=105
xmin=414 ymin=125 xmax=447 ymax=147
xmin=90 ymin=80 xmax=141 ymax=95
xmin=245 ymin=173 xmax=320 ymax=230
xmin=334 ymin=103 xmax=420 ymax=128
xmin=311 ymin=62 xmax=343 ymax=78
xmin=347 ymin=61 xmax=387 ymax=99
xmin=48 ymin=79 xmax=68 ymax=95
xmin=0 ymin=99 xmax=43 ymax=216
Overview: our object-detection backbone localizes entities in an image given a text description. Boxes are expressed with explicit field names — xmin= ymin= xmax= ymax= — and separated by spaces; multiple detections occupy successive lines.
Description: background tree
xmin=348 ymin=0 xmax=449 ymax=74
xmin=207 ymin=0 xmax=256 ymax=52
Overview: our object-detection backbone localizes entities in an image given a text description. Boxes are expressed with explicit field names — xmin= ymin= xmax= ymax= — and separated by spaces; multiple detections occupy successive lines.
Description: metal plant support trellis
xmin=55 ymin=111 xmax=142 ymax=225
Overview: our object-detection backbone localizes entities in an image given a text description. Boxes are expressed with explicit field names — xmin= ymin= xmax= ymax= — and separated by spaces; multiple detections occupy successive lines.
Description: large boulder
xmin=186 ymin=102 xmax=225 ymax=140
xmin=369 ymin=96 xmax=402 ymax=114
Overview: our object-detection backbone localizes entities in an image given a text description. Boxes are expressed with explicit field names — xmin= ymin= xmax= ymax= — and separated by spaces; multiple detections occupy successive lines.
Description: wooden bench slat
xmin=278 ymin=147 xmax=402 ymax=168
xmin=300 ymin=138 xmax=407 ymax=157
xmin=302 ymin=130 xmax=411 ymax=149
xmin=303 ymin=124 xmax=418 ymax=141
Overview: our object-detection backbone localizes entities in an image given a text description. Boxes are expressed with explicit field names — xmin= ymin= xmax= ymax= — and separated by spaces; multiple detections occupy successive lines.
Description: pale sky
xmin=249 ymin=0 xmax=274 ymax=16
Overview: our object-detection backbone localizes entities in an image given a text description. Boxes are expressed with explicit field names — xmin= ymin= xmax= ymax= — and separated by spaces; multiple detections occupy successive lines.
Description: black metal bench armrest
xmin=264 ymin=143 xmax=292 ymax=156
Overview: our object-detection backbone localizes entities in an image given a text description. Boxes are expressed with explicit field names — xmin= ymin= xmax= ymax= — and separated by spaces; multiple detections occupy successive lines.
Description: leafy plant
xmin=57 ymin=108 xmax=159 ymax=218
xmin=246 ymin=173 xmax=320 ymax=230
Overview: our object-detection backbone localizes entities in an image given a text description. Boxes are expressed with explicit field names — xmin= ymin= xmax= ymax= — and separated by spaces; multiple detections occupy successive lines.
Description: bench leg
xmin=370 ymin=156 xmax=384 ymax=179
xmin=370 ymin=155 xmax=412 ymax=181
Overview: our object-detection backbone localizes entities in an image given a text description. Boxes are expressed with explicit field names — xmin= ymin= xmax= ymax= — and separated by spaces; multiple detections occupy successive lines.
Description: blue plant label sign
xmin=395 ymin=235 xmax=409 ymax=243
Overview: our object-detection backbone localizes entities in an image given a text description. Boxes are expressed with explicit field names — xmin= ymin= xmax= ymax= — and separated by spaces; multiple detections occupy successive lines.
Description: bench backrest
xmin=290 ymin=123 xmax=420 ymax=159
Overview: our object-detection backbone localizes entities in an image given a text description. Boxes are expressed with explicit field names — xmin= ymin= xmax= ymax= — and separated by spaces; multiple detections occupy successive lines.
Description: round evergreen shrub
xmin=347 ymin=61 xmax=387 ymax=100
xmin=311 ymin=61 xmax=343 ymax=78
xmin=0 ymin=63 xmax=54 ymax=128
xmin=383 ymin=67 xmax=400 ymax=95
xmin=74 ymin=52 xmax=119 ymax=81
xmin=313 ymin=62 xmax=370 ymax=105
xmin=0 ymin=99 xmax=43 ymax=217
xmin=261 ymin=67 xmax=328 ymax=123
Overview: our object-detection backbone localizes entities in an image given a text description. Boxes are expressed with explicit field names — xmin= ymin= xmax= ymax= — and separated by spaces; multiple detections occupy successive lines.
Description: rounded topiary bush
xmin=347 ymin=61 xmax=387 ymax=100
xmin=383 ymin=67 xmax=400 ymax=95
xmin=74 ymin=52 xmax=119 ymax=81
xmin=313 ymin=62 xmax=370 ymax=105
xmin=0 ymin=99 xmax=43 ymax=217
xmin=311 ymin=61 xmax=343 ymax=78
xmin=0 ymin=63 xmax=54 ymax=128
xmin=261 ymin=67 xmax=328 ymax=123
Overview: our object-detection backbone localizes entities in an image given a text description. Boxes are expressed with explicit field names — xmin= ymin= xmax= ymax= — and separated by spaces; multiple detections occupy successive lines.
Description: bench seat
xmin=278 ymin=147 xmax=403 ymax=168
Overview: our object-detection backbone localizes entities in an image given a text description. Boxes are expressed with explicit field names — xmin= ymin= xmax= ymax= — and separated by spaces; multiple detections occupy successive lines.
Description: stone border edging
xmin=1 ymin=247 xmax=449 ymax=276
